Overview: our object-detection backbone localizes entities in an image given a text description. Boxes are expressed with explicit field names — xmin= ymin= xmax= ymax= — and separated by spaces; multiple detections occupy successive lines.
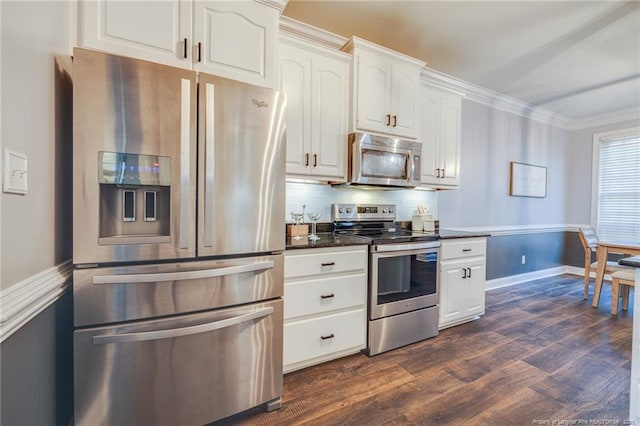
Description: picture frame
xmin=509 ymin=161 xmax=547 ymax=198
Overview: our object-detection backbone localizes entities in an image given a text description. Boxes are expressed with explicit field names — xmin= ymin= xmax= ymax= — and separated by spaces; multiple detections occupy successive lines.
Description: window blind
xmin=597 ymin=134 xmax=640 ymax=242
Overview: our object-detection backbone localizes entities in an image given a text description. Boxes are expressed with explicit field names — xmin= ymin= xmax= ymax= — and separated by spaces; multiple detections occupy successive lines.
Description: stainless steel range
xmin=332 ymin=203 xmax=440 ymax=356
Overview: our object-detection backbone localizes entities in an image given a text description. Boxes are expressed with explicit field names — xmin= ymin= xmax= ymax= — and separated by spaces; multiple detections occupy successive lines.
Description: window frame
xmin=590 ymin=126 xmax=640 ymax=236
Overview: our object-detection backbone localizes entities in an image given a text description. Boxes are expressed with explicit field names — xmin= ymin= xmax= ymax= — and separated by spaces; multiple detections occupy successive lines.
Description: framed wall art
xmin=509 ymin=161 xmax=547 ymax=198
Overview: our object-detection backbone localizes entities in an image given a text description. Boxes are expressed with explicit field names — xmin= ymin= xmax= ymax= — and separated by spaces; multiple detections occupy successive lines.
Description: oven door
xmin=370 ymin=243 xmax=439 ymax=320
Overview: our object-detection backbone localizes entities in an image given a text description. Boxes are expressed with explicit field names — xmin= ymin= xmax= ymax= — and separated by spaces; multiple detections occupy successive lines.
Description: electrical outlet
xmin=521 ymin=255 xmax=526 ymax=265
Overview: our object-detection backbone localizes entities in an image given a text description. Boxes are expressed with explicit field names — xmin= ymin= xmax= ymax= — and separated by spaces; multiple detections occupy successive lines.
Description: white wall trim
xmin=487 ymin=265 xmax=612 ymax=291
xmin=0 ymin=260 xmax=73 ymax=343
xmin=444 ymin=223 xmax=588 ymax=236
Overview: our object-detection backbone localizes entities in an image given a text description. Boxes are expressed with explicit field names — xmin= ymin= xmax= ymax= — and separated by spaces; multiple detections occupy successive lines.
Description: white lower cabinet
xmin=439 ymin=237 xmax=487 ymax=329
xmin=283 ymin=245 xmax=368 ymax=373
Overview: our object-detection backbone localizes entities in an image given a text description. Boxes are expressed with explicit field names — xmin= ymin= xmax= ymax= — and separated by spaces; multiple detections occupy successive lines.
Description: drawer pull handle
xmin=321 ymin=262 xmax=335 ymax=267
xmin=320 ymin=293 xmax=335 ymax=299
xmin=462 ymin=268 xmax=467 ymax=279
xmin=320 ymin=333 xmax=335 ymax=340
xmin=462 ymin=248 xmax=472 ymax=252
xmin=467 ymin=267 xmax=472 ymax=278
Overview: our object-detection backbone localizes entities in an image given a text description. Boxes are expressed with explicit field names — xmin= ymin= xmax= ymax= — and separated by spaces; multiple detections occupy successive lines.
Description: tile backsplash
xmin=286 ymin=182 xmax=438 ymax=223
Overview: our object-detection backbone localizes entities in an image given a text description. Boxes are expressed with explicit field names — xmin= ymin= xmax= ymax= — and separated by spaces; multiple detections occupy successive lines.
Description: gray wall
xmin=1 ymin=0 xmax=72 ymax=289
xmin=1 ymin=2 xmax=74 ymax=425
xmin=438 ymin=100 xmax=570 ymax=228
xmin=0 ymin=291 xmax=74 ymax=426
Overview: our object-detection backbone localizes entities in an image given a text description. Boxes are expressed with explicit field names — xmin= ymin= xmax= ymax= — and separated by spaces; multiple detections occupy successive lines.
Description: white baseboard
xmin=0 ymin=260 xmax=73 ymax=343
xmin=486 ymin=265 xmax=614 ymax=291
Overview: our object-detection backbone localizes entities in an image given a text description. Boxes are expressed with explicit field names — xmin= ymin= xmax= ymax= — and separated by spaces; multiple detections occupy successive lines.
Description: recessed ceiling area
xmin=283 ymin=1 xmax=640 ymax=121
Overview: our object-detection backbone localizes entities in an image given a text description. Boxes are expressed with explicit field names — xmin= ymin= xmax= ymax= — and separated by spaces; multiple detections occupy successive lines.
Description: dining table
xmin=592 ymin=240 xmax=640 ymax=308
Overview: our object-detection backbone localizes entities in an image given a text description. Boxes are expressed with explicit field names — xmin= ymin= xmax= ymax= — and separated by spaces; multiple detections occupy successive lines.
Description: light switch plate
xmin=3 ymin=148 xmax=28 ymax=194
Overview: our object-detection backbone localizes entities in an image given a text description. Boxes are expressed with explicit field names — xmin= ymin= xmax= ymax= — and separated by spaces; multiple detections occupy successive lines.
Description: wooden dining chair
xmin=578 ymin=227 xmax=629 ymax=299
xmin=611 ymin=269 xmax=636 ymax=315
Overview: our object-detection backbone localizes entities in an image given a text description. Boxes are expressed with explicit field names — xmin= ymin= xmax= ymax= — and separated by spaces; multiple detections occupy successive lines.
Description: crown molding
xmin=256 ymin=0 xmax=288 ymax=13
xmin=421 ymin=66 xmax=572 ymax=129
xmin=342 ymin=36 xmax=426 ymax=69
xmin=567 ymin=106 xmax=640 ymax=131
xmin=0 ymin=260 xmax=73 ymax=343
xmin=280 ymin=16 xmax=348 ymax=52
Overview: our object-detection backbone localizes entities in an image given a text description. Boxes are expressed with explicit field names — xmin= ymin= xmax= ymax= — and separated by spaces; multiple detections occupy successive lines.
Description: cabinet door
xmin=439 ymin=92 xmax=462 ymax=186
xmin=81 ymin=0 xmax=192 ymax=69
xmin=420 ymin=87 xmax=441 ymax=185
xmin=355 ymin=52 xmax=392 ymax=134
xmin=439 ymin=260 xmax=466 ymax=326
xmin=464 ymin=260 xmax=486 ymax=317
xmin=193 ymin=1 xmax=278 ymax=87
xmin=279 ymin=44 xmax=311 ymax=176
xmin=310 ymin=54 xmax=349 ymax=179
xmin=389 ymin=62 xmax=419 ymax=138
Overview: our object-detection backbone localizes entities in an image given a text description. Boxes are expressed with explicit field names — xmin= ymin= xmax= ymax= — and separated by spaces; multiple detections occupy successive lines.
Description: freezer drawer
xmin=74 ymin=254 xmax=283 ymax=327
xmin=74 ymin=299 xmax=283 ymax=426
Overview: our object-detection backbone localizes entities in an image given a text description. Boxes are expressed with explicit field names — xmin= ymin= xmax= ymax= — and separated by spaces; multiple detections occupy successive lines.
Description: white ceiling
xmin=283 ymin=1 xmax=640 ymax=122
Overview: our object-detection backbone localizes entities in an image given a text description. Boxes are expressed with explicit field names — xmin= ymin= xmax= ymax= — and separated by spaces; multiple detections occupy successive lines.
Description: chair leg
xmin=611 ymin=278 xmax=620 ymax=315
xmin=622 ymin=285 xmax=630 ymax=311
xmin=584 ymin=263 xmax=591 ymax=299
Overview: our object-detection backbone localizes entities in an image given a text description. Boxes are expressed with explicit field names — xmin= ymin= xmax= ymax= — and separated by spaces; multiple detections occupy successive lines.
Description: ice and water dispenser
xmin=98 ymin=151 xmax=171 ymax=244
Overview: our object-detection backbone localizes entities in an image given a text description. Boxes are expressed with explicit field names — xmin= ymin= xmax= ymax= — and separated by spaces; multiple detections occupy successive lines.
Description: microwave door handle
xmin=92 ymin=307 xmax=274 ymax=344
xmin=92 ymin=261 xmax=275 ymax=284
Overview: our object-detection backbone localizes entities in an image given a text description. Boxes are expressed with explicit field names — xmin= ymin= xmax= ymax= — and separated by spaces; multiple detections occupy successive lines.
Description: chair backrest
xmin=578 ymin=227 xmax=599 ymax=255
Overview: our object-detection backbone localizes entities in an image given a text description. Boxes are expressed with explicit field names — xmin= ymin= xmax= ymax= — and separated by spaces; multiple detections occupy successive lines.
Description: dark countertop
xmin=285 ymin=229 xmax=490 ymax=250
xmin=620 ymin=256 xmax=640 ymax=268
xmin=285 ymin=233 xmax=369 ymax=250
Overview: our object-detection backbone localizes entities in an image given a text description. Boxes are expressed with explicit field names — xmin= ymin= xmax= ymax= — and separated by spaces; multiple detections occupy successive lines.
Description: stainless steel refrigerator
xmin=72 ymin=48 xmax=286 ymax=425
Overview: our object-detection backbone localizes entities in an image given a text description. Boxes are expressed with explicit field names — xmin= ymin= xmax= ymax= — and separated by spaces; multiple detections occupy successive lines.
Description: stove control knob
xmin=382 ymin=209 xmax=387 ymax=213
xmin=388 ymin=208 xmax=394 ymax=214
xmin=346 ymin=208 xmax=352 ymax=214
xmin=338 ymin=208 xmax=344 ymax=213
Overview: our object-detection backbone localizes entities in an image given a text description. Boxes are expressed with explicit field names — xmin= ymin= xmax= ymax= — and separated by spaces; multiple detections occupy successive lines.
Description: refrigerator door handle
xmin=203 ymin=82 xmax=216 ymax=247
xmin=92 ymin=260 xmax=275 ymax=284
xmin=179 ymin=78 xmax=192 ymax=249
xmin=92 ymin=307 xmax=274 ymax=344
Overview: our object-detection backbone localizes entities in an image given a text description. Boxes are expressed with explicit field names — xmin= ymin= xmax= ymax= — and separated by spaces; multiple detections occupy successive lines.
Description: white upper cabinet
xmin=279 ymin=39 xmax=350 ymax=180
xmin=193 ymin=2 xmax=279 ymax=87
xmin=343 ymin=37 xmax=425 ymax=139
xmin=420 ymin=85 xmax=463 ymax=188
xmin=78 ymin=0 xmax=284 ymax=87
xmin=80 ymin=0 xmax=192 ymax=69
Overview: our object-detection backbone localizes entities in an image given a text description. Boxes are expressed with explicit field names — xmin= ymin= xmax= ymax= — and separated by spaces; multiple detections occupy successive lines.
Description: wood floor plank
xmin=220 ymin=275 xmax=633 ymax=425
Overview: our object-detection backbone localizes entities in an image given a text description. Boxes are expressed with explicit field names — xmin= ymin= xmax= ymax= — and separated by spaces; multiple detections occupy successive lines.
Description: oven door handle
xmin=92 ymin=307 xmax=274 ymax=345
xmin=372 ymin=241 xmax=440 ymax=253
xmin=92 ymin=261 xmax=275 ymax=284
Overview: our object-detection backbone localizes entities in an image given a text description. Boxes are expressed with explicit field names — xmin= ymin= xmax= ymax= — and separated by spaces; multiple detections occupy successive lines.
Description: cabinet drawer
xmin=285 ymin=247 xmax=367 ymax=279
xmin=284 ymin=309 xmax=365 ymax=367
xmin=284 ymin=273 xmax=366 ymax=320
xmin=440 ymin=238 xmax=486 ymax=260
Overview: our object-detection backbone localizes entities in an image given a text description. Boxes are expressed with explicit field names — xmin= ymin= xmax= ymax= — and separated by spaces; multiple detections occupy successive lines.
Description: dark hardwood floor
xmin=222 ymin=274 xmax=633 ymax=425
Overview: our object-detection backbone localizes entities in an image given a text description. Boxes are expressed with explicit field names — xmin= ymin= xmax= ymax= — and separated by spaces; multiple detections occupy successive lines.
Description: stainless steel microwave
xmin=346 ymin=133 xmax=422 ymax=188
